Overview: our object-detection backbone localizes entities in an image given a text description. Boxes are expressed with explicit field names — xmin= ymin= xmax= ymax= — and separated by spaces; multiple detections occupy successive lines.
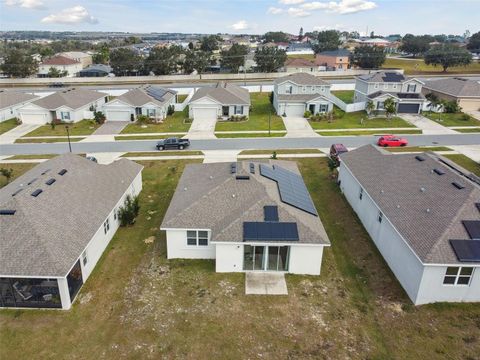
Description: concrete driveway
xmin=245 ymin=272 xmax=288 ymax=295
xmin=282 ymin=116 xmax=319 ymax=138
xmin=186 ymin=117 xmax=217 ymax=139
xmin=93 ymin=121 xmax=130 ymax=135
xmin=399 ymin=114 xmax=458 ymax=135
xmin=0 ymin=124 xmax=40 ymax=144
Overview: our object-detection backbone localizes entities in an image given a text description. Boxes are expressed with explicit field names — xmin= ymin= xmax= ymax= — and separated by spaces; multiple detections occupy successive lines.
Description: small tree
xmin=0 ymin=168 xmax=13 ymax=183
xmin=442 ymin=100 xmax=461 ymax=113
xmin=136 ymin=114 xmax=150 ymax=124
xmin=425 ymin=93 xmax=441 ymax=112
xmin=117 ymin=195 xmax=140 ymax=227
xmin=271 ymin=151 xmax=277 ymax=159
xmin=384 ymin=98 xmax=397 ymax=119
xmin=167 ymin=104 xmax=175 ymax=116
xmin=366 ymin=100 xmax=375 ymax=115
xmin=93 ymin=110 xmax=106 ymax=124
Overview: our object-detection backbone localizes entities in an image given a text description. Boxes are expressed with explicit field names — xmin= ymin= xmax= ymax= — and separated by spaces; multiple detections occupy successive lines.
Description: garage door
xmin=398 ymin=103 xmax=420 ymax=114
xmin=193 ymin=107 xmax=217 ymax=121
xmin=106 ymin=110 xmax=131 ymax=121
xmin=284 ymin=103 xmax=306 ymax=117
xmin=20 ymin=113 xmax=48 ymax=124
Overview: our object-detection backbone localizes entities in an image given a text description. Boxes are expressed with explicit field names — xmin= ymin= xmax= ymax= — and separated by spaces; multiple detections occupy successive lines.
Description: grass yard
xmin=423 ymin=112 xmax=480 ymax=127
xmin=0 ymin=118 xmax=19 ymax=135
xmin=386 ymin=146 xmax=451 ymax=153
xmin=239 ymin=149 xmax=323 ymax=155
xmin=0 ymin=162 xmax=37 ymax=188
xmin=121 ymin=151 xmax=203 ymax=157
xmin=287 ymin=53 xmax=315 ymax=61
xmin=215 ymin=132 xmax=285 ymax=138
xmin=318 ymin=129 xmax=422 ymax=136
xmin=121 ymin=112 xmax=191 ymax=134
xmin=15 ymin=137 xmax=85 ymax=143
xmin=1 ymin=158 xmax=479 ymax=359
xmin=332 ymin=90 xmax=355 ymax=104
xmin=444 ymin=154 xmax=480 ymax=177
xmin=177 ymin=94 xmax=188 ymax=103
xmin=455 ymin=127 xmax=480 ymax=133
xmin=383 ymin=57 xmax=480 ymax=75
xmin=215 ymin=92 xmax=286 ymax=132
xmin=6 ymin=154 xmax=85 ymax=160
xmin=23 ymin=119 xmax=100 ymax=137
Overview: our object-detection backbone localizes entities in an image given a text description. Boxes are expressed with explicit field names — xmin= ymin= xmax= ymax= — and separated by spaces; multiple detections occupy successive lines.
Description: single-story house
xmin=283 ymin=58 xmax=319 ymax=73
xmin=79 ymin=64 xmax=113 ymax=77
xmin=59 ymin=52 xmax=93 ymax=68
xmin=38 ymin=55 xmax=83 ymax=78
xmin=161 ymin=161 xmax=330 ymax=275
xmin=315 ymin=49 xmax=351 ymax=70
xmin=273 ymin=73 xmax=334 ymax=117
xmin=17 ymin=88 xmax=108 ymax=124
xmin=0 ymin=154 xmax=143 ymax=310
xmin=338 ymin=145 xmax=480 ymax=305
xmin=422 ymin=77 xmax=480 ymax=112
xmin=103 ymin=86 xmax=176 ymax=122
xmin=0 ymin=90 xmax=38 ymax=122
xmin=189 ymin=82 xmax=250 ymax=121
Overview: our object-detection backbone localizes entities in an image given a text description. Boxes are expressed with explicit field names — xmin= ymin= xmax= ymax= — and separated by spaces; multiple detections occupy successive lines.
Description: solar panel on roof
xmin=264 ymin=206 xmax=279 ymax=222
xmin=449 ymin=239 xmax=480 ymax=262
xmin=31 ymin=189 xmax=42 ymax=197
xmin=243 ymin=222 xmax=299 ymax=241
xmin=146 ymin=87 xmax=168 ymax=102
xmin=259 ymin=164 xmax=318 ymax=216
xmin=236 ymin=175 xmax=250 ymax=180
xmin=0 ymin=210 xmax=16 ymax=215
xmin=382 ymin=72 xmax=405 ymax=82
xmin=462 ymin=220 xmax=480 ymax=240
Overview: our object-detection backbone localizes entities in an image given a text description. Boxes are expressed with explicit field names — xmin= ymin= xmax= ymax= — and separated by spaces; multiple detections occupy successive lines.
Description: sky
xmin=1 ymin=0 xmax=479 ymax=36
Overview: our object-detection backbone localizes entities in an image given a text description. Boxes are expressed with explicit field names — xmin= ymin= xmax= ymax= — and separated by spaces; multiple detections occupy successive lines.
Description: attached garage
xmin=397 ymin=103 xmax=420 ymax=114
xmin=283 ymin=103 xmax=305 ymax=117
xmin=192 ymin=107 xmax=217 ymax=121
xmin=106 ymin=110 xmax=131 ymax=121
xmin=20 ymin=113 xmax=49 ymax=124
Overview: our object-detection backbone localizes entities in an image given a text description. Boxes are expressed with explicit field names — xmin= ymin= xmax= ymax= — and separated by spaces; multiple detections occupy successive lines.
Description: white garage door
xmin=106 ymin=111 xmax=131 ymax=121
xmin=284 ymin=104 xmax=306 ymax=117
xmin=193 ymin=107 xmax=217 ymax=121
xmin=21 ymin=113 xmax=48 ymax=124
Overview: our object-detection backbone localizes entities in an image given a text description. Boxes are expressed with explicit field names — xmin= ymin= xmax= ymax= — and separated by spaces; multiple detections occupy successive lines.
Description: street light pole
xmin=268 ymin=108 xmax=271 ymax=137
xmin=66 ymin=125 xmax=72 ymax=153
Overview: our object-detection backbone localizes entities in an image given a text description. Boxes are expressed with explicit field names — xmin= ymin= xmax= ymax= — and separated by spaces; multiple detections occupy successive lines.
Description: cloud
xmin=41 ymin=6 xmax=98 ymax=24
xmin=267 ymin=7 xmax=284 ymax=14
xmin=230 ymin=20 xmax=250 ymax=31
xmin=302 ymin=0 xmax=377 ymax=14
xmin=279 ymin=0 xmax=305 ymax=4
xmin=313 ymin=24 xmax=345 ymax=31
xmin=287 ymin=7 xmax=311 ymax=17
xmin=4 ymin=0 xmax=46 ymax=10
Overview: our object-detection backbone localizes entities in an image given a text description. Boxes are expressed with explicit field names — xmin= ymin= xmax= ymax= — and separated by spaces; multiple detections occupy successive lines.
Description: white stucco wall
xmin=215 ymin=243 xmax=244 ymax=272
xmin=288 ymin=245 xmax=325 ymax=275
xmin=164 ymin=229 xmax=216 ymax=259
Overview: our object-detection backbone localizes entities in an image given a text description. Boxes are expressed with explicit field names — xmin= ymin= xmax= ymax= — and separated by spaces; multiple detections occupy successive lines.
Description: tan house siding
xmin=315 ymin=54 xmax=350 ymax=70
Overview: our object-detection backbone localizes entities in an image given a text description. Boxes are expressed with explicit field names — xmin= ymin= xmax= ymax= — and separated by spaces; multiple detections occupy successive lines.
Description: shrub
xmin=50 ymin=121 xmax=56 ymax=130
xmin=460 ymin=113 xmax=472 ymax=122
xmin=117 ymin=195 xmax=140 ymax=227
xmin=0 ymin=168 xmax=13 ymax=183
xmin=271 ymin=151 xmax=277 ymax=159
xmin=93 ymin=110 xmax=106 ymax=124
xmin=136 ymin=114 xmax=150 ymax=125
xmin=269 ymin=91 xmax=274 ymax=104
xmin=332 ymin=107 xmax=345 ymax=119
xmin=167 ymin=104 xmax=175 ymax=116
xmin=304 ymin=110 xmax=312 ymax=118
xmin=442 ymin=100 xmax=460 ymax=113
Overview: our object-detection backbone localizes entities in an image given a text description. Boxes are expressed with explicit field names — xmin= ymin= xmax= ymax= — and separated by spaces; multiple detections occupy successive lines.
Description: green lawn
xmin=0 ymin=118 xmax=19 ymax=135
xmin=0 ymin=163 xmax=37 ymax=188
xmin=23 ymin=119 xmax=100 ymax=137
xmin=15 ymin=137 xmax=85 ymax=143
xmin=423 ymin=112 xmax=480 ymax=127
xmin=215 ymin=132 xmax=285 ymax=138
xmin=6 ymin=154 xmax=85 ymax=160
xmin=444 ymin=154 xmax=480 ymax=177
xmin=455 ymin=127 xmax=480 ymax=133
xmin=177 ymin=94 xmax=188 ymax=103
xmin=386 ymin=146 xmax=451 ymax=153
xmin=382 ymin=57 xmax=480 ymax=75
xmin=121 ymin=151 xmax=203 ymax=157
xmin=1 ymin=158 xmax=479 ymax=359
xmin=215 ymin=92 xmax=286 ymax=131
xmin=331 ymin=90 xmax=354 ymax=104
xmin=318 ymin=129 xmax=422 ymax=136
xmin=239 ymin=149 xmax=323 ymax=155
xmin=121 ymin=112 xmax=191 ymax=134
xmin=309 ymin=110 xmax=415 ymax=130
xmin=287 ymin=53 xmax=315 ymax=60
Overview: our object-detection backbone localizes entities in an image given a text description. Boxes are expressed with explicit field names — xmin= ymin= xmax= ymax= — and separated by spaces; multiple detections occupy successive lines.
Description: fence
xmin=327 ymin=93 xmax=366 ymax=113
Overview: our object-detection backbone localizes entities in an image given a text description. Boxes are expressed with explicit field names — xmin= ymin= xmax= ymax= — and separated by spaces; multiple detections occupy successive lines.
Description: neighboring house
xmin=103 ymin=85 xmax=176 ymax=122
xmin=422 ymin=77 xmax=480 ymax=112
xmin=79 ymin=64 xmax=113 ymax=77
xmin=161 ymin=161 xmax=331 ymax=275
xmin=286 ymin=42 xmax=314 ymax=55
xmin=189 ymin=82 xmax=250 ymax=121
xmin=38 ymin=55 xmax=83 ymax=78
xmin=315 ymin=49 xmax=351 ymax=70
xmin=0 ymin=154 xmax=143 ymax=310
xmin=338 ymin=145 xmax=480 ymax=305
xmin=354 ymin=71 xmax=425 ymax=114
xmin=283 ymin=58 xmax=319 ymax=73
xmin=0 ymin=90 xmax=38 ymax=122
xmin=273 ymin=73 xmax=334 ymax=117
xmin=18 ymin=88 xmax=108 ymax=124
xmin=59 ymin=51 xmax=93 ymax=68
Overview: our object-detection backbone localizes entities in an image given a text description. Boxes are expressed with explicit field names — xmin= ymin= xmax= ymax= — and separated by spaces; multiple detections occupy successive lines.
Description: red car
xmin=377 ymin=135 xmax=408 ymax=147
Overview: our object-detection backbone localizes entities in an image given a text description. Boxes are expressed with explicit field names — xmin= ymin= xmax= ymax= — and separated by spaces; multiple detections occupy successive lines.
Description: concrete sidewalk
xmin=0 ymin=124 xmax=40 ymax=144
xmin=282 ymin=116 xmax=319 ymax=138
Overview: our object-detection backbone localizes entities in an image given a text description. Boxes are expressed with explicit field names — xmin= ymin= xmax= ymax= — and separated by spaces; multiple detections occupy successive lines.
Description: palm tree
xmin=384 ymin=98 xmax=397 ymax=120
xmin=366 ymin=100 xmax=375 ymax=116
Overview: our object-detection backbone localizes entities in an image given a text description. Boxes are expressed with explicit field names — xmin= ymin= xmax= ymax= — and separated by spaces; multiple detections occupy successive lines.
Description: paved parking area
xmin=282 ymin=116 xmax=319 ymax=138
xmin=187 ymin=117 xmax=217 ymax=139
xmin=245 ymin=272 xmax=288 ymax=295
xmin=93 ymin=121 xmax=130 ymax=135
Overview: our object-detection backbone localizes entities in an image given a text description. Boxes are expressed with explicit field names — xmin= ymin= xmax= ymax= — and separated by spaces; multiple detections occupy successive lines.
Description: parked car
xmin=330 ymin=144 xmax=348 ymax=164
xmin=48 ymin=82 xmax=67 ymax=88
xmin=156 ymin=137 xmax=190 ymax=150
xmin=377 ymin=135 xmax=408 ymax=147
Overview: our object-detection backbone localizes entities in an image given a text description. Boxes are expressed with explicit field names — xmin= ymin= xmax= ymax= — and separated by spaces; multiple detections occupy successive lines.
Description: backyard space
xmin=177 ymin=94 xmax=188 ymax=103
xmin=0 ymin=118 xmax=19 ymax=135
xmin=423 ymin=111 xmax=480 ymax=127
xmin=121 ymin=111 xmax=191 ymax=134
xmin=0 ymin=157 xmax=479 ymax=359
xmin=0 ymin=162 xmax=37 ymax=188
xmin=444 ymin=154 xmax=480 ymax=177
xmin=215 ymin=92 xmax=286 ymax=132
xmin=383 ymin=57 xmax=480 ymax=75
xmin=332 ymin=90 xmax=354 ymax=104
xmin=22 ymin=119 xmax=100 ymax=137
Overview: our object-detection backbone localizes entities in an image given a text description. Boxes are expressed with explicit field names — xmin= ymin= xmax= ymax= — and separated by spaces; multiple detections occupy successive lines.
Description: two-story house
xmin=38 ymin=55 xmax=83 ymax=78
xmin=354 ymin=71 xmax=425 ymax=114
xmin=273 ymin=73 xmax=334 ymax=117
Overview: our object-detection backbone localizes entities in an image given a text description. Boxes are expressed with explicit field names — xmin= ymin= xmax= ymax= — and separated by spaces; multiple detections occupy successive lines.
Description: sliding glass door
xmin=244 ymin=245 xmax=289 ymax=271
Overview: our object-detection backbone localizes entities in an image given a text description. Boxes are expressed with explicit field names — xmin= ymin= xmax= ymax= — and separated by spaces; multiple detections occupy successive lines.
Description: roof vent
xmin=452 ymin=181 xmax=465 ymax=190
xmin=415 ymin=155 xmax=425 ymax=162
xmin=45 ymin=178 xmax=56 ymax=185
xmin=27 ymin=178 xmax=37 ymax=185
xmin=433 ymin=168 xmax=445 ymax=175
xmin=31 ymin=189 xmax=43 ymax=197
xmin=0 ymin=210 xmax=16 ymax=215
xmin=230 ymin=163 xmax=237 ymax=174
xmin=249 ymin=163 xmax=255 ymax=174
xmin=41 ymin=169 xmax=50 ymax=175
xmin=420 ymin=187 xmax=426 ymax=192
xmin=58 ymin=169 xmax=67 ymax=176
xmin=235 ymin=175 xmax=250 ymax=180
xmin=12 ymin=188 xmax=23 ymax=197
xmin=426 ymin=208 xmax=431 ymax=213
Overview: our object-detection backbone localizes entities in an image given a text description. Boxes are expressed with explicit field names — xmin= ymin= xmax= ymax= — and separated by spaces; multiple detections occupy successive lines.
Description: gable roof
xmin=0 ymin=90 xmax=38 ymax=110
xmin=31 ymin=88 xmax=107 ymax=110
xmin=41 ymin=55 xmax=80 ymax=66
xmin=340 ymin=145 xmax=480 ymax=265
xmin=161 ymin=161 xmax=330 ymax=246
xmin=274 ymin=72 xmax=330 ymax=86
xmin=423 ymin=77 xmax=480 ymax=98
xmin=79 ymin=64 xmax=112 ymax=73
xmin=190 ymin=82 xmax=250 ymax=105
xmin=60 ymin=51 xmax=92 ymax=59
xmin=114 ymin=85 xmax=176 ymax=107
xmin=358 ymin=71 xmax=408 ymax=83
xmin=0 ymin=155 xmax=143 ymax=277
xmin=285 ymin=58 xmax=315 ymax=68
xmin=316 ymin=49 xmax=351 ymax=57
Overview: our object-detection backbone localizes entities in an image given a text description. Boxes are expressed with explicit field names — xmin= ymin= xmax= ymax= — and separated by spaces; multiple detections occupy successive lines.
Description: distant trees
xmin=264 ymin=31 xmax=289 ymax=43
xmin=200 ymin=35 xmax=221 ymax=52
xmin=109 ymin=48 xmax=142 ymax=76
xmin=220 ymin=43 xmax=248 ymax=72
xmin=312 ymin=30 xmax=341 ymax=54
xmin=400 ymin=34 xmax=433 ymax=57
xmin=47 ymin=67 xmax=67 ymax=78
xmin=183 ymin=49 xmax=210 ymax=74
xmin=0 ymin=49 xmax=38 ymax=78
xmin=350 ymin=46 xmax=386 ymax=69
xmin=254 ymin=46 xmax=287 ymax=72
xmin=144 ymin=46 xmax=183 ymax=75
xmin=467 ymin=31 xmax=480 ymax=51
xmin=424 ymin=44 xmax=472 ymax=72
xmin=92 ymin=44 xmax=109 ymax=64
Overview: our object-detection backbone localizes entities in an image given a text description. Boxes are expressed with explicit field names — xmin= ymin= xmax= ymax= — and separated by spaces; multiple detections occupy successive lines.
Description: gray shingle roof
xmin=358 ymin=71 xmax=407 ymax=83
xmin=274 ymin=72 xmax=330 ymax=86
xmin=32 ymin=88 xmax=107 ymax=110
xmin=161 ymin=161 xmax=330 ymax=245
xmin=0 ymin=90 xmax=38 ymax=110
xmin=277 ymin=94 xmax=330 ymax=102
xmin=317 ymin=49 xmax=351 ymax=57
xmin=80 ymin=64 xmax=112 ymax=73
xmin=115 ymin=86 xmax=176 ymax=107
xmin=190 ymin=82 xmax=250 ymax=105
xmin=340 ymin=145 xmax=480 ymax=265
xmin=0 ymin=155 xmax=143 ymax=277
xmin=423 ymin=77 xmax=480 ymax=98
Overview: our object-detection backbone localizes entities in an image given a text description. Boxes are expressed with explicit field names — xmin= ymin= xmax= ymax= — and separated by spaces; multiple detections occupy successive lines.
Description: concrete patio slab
xmin=245 ymin=272 xmax=288 ymax=295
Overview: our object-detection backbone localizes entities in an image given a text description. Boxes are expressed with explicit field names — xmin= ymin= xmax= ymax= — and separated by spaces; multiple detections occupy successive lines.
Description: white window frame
xmin=302 ymin=86 xmax=306 ymax=93
xmin=319 ymin=104 xmax=328 ymax=113
xmin=113 ymin=208 xmax=117 ymax=221
xmin=407 ymin=84 xmax=417 ymax=93
xmin=186 ymin=230 xmax=209 ymax=247
xmin=287 ymin=85 xmax=293 ymax=94
xmin=81 ymin=250 xmax=88 ymax=266
xmin=374 ymin=83 xmax=379 ymax=89
xmin=443 ymin=267 xmax=474 ymax=286
xmin=234 ymin=105 xmax=243 ymax=115
xmin=147 ymin=108 xmax=156 ymax=117
xmin=383 ymin=83 xmax=388 ymax=90
xmin=60 ymin=111 xmax=70 ymax=120
xmin=103 ymin=218 xmax=110 ymax=234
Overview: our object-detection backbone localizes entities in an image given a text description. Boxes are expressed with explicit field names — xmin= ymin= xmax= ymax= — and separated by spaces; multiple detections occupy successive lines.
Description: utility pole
xmin=66 ymin=125 xmax=72 ymax=153
xmin=268 ymin=108 xmax=271 ymax=136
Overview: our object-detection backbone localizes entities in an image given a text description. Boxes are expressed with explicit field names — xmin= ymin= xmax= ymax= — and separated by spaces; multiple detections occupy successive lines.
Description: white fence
xmin=327 ymin=93 xmax=366 ymax=113
xmin=174 ymin=90 xmax=194 ymax=111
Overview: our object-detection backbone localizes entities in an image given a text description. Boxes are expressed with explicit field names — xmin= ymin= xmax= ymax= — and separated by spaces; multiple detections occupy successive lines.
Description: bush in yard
xmin=136 ymin=114 xmax=150 ymax=125
xmin=304 ymin=110 xmax=312 ymax=118
xmin=93 ymin=110 xmax=106 ymax=124
xmin=271 ymin=151 xmax=277 ymax=159
xmin=332 ymin=107 xmax=345 ymax=119
xmin=118 ymin=195 xmax=140 ymax=226
xmin=460 ymin=113 xmax=472 ymax=122
xmin=269 ymin=91 xmax=274 ymax=104
xmin=0 ymin=168 xmax=13 ymax=183
xmin=50 ymin=121 xmax=56 ymax=130
xmin=384 ymin=98 xmax=397 ymax=119
xmin=167 ymin=104 xmax=175 ymax=116
xmin=366 ymin=100 xmax=375 ymax=115
xmin=442 ymin=100 xmax=461 ymax=113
